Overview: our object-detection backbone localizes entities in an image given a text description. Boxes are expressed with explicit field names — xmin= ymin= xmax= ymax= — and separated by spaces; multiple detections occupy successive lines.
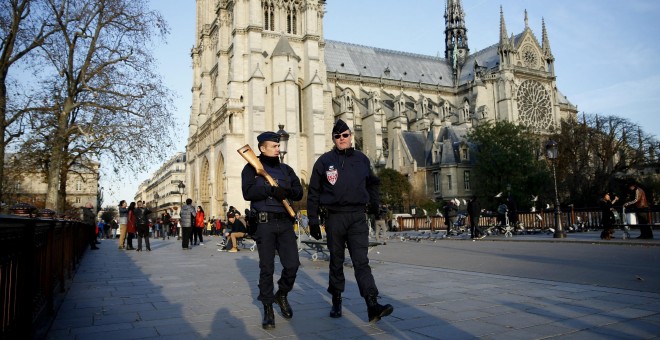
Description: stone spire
xmin=498 ymin=6 xmax=512 ymax=68
xmin=444 ymin=0 xmax=469 ymax=68
xmin=541 ymin=18 xmax=554 ymax=60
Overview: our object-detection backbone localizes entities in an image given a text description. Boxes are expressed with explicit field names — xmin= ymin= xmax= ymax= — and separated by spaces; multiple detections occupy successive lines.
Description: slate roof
xmin=401 ymin=131 xmax=428 ymax=166
xmin=325 ymin=40 xmax=454 ymax=87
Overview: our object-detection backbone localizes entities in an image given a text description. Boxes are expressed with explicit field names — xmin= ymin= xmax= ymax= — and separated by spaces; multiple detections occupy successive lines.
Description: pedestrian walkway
xmin=46 ymin=233 xmax=660 ymax=339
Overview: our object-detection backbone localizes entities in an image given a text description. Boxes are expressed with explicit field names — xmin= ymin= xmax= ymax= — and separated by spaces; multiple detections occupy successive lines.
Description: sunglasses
xmin=333 ymin=132 xmax=351 ymax=139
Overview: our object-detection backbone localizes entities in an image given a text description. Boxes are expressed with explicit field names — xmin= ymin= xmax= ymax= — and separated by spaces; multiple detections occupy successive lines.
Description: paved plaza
xmin=45 ymin=231 xmax=660 ymax=339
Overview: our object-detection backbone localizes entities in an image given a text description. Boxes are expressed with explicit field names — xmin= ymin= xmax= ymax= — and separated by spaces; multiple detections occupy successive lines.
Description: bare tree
xmin=19 ymin=0 xmax=175 ymax=211
xmin=0 ymin=0 xmax=59 ymax=204
xmin=553 ymin=113 xmax=659 ymax=206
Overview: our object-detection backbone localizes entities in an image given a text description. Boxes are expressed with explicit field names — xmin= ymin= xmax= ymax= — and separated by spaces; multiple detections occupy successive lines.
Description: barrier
xmin=1 ymin=215 xmax=89 ymax=338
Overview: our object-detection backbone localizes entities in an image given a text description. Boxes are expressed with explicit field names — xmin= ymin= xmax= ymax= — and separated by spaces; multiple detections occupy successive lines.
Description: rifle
xmin=237 ymin=144 xmax=296 ymax=218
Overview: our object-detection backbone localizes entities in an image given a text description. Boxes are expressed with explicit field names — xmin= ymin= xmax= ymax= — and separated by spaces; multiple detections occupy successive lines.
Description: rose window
xmin=516 ymin=80 xmax=553 ymax=130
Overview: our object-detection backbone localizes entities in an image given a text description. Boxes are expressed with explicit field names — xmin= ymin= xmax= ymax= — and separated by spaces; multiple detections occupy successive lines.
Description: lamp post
xmin=276 ymin=124 xmax=289 ymax=162
xmin=222 ymin=201 xmax=228 ymax=221
xmin=177 ymin=181 xmax=185 ymax=206
xmin=545 ymin=140 xmax=565 ymax=238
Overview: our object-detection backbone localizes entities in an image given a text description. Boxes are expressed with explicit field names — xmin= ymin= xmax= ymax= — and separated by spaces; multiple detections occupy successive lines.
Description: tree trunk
xmin=45 ymin=106 xmax=70 ymax=211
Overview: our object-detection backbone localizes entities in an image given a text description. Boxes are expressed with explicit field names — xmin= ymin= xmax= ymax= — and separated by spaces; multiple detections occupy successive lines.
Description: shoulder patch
xmin=326 ymin=165 xmax=338 ymax=185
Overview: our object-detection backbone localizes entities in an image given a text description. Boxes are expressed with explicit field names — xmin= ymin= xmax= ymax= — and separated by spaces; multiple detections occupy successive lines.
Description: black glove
xmin=270 ymin=186 xmax=288 ymax=201
xmin=309 ymin=222 xmax=322 ymax=240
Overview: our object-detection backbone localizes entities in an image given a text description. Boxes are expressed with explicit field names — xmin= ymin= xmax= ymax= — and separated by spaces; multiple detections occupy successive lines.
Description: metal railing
xmin=1 ymin=215 xmax=90 ymax=338
xmin=395 ymin=206 xmax=660 ymax=233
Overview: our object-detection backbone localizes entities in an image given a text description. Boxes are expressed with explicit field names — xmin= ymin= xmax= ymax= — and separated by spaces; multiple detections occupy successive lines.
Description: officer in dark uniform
xmin=241 ymin=131 xmax=303 ymax=330
xmin=307 ymin=119 xmax=394 ymax=323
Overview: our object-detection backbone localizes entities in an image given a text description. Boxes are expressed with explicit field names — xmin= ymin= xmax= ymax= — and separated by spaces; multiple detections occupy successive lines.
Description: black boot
xmin=330 ymin=292 xmax=342 ymax=318
xmin=262 ymin=303 xmax=275 ymax=329
xmin=275 ymin=290 xmax=293 ymax=319
xmin=365 ymin=294 xmax=393 ymax=323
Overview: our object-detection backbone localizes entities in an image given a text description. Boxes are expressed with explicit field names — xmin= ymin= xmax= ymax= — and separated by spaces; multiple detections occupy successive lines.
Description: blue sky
xmin=103 ymin=0 xmax=660 ymax=206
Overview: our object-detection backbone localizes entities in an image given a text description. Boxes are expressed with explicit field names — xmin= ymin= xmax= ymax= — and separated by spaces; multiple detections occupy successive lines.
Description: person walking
xmin=443 ymin=200 xmax=457 ymax=237
xmin=623 ymin=182 xmax=653 ymax=239
xmin=82 ymin=202 xmax=99 ymax=250
xmin=118 ymin=200 xmax=129 ymax=249
xmin=162 ymin=211 xmax=171 ymax=240
xmin=467 ymin=196 xmax=482 ymax=239
xmin=126 ymin=202 xmax=137 ymax=250
xmin=241 ymin=131 xmax=304 ymax=330
xmin=134 ymin=201 xmax=152 ymax=251
xmin=194 ymin=206 xmax=205 ymax=245
xmin=180 ymin=199 xmax=196 ymax=249
xmin=374 ymin=205 xmax=388 ymax=244
xmin=307 ymin=119 xmax=394 ymax=323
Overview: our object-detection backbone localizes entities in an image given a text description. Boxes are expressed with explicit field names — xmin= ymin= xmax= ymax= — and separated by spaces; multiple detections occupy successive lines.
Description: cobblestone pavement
xmin=45 ymin=231 xmax=660 ymax=339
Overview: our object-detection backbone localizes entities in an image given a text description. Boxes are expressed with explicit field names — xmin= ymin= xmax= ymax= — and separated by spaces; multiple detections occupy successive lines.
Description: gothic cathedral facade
xmin=186 ymin=0 xmax=577 ymax=217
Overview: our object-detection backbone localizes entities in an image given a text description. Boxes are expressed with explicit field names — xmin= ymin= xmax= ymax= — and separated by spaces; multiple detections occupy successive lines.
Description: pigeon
xmin=530 ymin=195 xmax=538 ymax=202
xmin=530 ymin=206 xmax=536 ymax=212
xmin=546 ymin=204 xmax=551 ymax=209
xmin=453 ymin=198 xmax=460 ymax=206
xmin=494 ymin=192 xmax=503 ymax=198
xmin=462 ymin=199 xmax=467 ymax=206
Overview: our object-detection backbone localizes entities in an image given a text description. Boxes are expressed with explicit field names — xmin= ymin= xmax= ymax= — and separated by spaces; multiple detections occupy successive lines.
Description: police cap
xmin=257 ymin=131 xmax=280 ymax=143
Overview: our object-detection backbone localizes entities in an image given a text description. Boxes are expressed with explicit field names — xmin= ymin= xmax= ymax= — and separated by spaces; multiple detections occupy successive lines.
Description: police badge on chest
xmin=326 ymin=165 xmax=338 ymax=185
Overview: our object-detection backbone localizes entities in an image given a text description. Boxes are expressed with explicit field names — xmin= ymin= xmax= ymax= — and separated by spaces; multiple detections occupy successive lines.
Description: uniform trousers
xmin=326 ymin=211 xmax=378 ymax=297
xmin=254 ymin=217 xmax=299 ymax=304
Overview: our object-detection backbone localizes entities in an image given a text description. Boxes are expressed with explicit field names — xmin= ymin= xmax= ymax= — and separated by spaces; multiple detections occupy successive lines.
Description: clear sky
xmin=101 ymin=0 xmax=660 ymax=207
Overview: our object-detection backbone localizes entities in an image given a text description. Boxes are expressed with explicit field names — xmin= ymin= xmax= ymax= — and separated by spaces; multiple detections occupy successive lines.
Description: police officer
xmin=241 ymin=131 xmax=303 ymax=330
xmin=307 ymin=119 xmax=394 ymax=323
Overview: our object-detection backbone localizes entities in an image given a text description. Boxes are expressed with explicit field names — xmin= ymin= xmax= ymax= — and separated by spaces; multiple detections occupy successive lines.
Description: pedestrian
xmin=162 ymin=211 xmax=171 ymax=240
xmin=307 ymin=119 xmax=394 ymax=323
xmin=180 ymin=199 xmax=196 ymax=249
xmin=134 ymin=201 xmax=152 ymax=251
xmin=623 ymin=182 xmax=653 ymax=239
xmin=126 ymin=202 xmax=137 ymax=250
xmin=97 ymin=219 xmax=106 ymax=239
xmin=82 ymin=202 xmax=99 ymax=250
xmin=111 ymin=219 xmax=119 ymax=239
xmin=225 ymin=211 xmax=247 ymax=252
xmin=599 ymin=192 xmax=618 ymax=240
xmin=374 ymin=205 xmax=388 ymax=244
xmin=241 ymin=131 xmax=304 ymax=329
xmin=443 ymin=200 xmax=457 ymax=237
xmin=171 ymin=206 xmax=181 ymax=240
xmin=194 ymin=206 xmax=205 ymax=245
xmin=467 ymin=196 xmax=482 ymax=239
xmin=118 ymin=200 xmax=128 ymax=249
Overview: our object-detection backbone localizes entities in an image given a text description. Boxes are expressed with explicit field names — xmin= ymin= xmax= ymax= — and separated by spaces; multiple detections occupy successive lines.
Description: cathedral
xmin=185 ymin=0 xmax=577 ymax=218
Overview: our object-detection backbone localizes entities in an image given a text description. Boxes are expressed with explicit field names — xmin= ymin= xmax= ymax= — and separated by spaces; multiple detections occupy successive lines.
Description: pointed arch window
xmin=287 ymin=8 xmax=297 ymax=34
xmin=263 ymin=2 xmax=274 ymax=31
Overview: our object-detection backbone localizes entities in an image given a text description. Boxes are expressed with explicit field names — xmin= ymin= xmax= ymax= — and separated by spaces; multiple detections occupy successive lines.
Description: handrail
xmin=1 ymin=215 xmax=90 ymax=338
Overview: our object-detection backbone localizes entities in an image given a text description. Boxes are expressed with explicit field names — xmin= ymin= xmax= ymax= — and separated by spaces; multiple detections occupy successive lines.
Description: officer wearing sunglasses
xmin=307 ymin=119 xmax=394 ymax=323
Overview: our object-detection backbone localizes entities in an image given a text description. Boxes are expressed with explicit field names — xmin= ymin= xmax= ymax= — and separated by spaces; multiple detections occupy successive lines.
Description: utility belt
xmin=257 ymin=211 xmax=291 ymax=224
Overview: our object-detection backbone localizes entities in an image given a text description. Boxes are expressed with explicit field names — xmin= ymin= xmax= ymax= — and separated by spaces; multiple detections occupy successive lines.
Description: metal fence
xmin=1 ymin=215 xmax=90 ymax=338
xmin=395 ymin=206 xmax=660 ymax=233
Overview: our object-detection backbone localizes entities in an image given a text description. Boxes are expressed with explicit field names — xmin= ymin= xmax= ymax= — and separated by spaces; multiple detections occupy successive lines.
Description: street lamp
xmin=222 ymin=201 xmax=228 ymax=221
xmin=177 ymin=181 xmax=185 ymax=206
xmin=276 ymin=124 xmax=289 ymax=162
xmin=545 ymin=140 xmax=565 ymax=238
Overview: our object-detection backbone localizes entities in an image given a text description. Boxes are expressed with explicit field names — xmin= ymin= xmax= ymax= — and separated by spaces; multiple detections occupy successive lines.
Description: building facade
xmin=185 ymin=0 xmax=577 ymax=217
xmin=4 ymin=155 xmax=100 ymax=212
xmin=134 ymin=152 xmax=187 ymax=217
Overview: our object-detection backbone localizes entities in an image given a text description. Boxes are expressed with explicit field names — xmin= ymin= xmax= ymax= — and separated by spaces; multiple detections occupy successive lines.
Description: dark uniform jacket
xmin=241 ymin=155 xmax=303 ymax=213
xmin=307 ymin=147 xmax=380 ymax=225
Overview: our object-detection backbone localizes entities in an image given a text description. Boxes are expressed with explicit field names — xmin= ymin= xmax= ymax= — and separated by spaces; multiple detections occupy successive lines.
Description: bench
xmin=300 ymin=239 xmax=382 ymax=261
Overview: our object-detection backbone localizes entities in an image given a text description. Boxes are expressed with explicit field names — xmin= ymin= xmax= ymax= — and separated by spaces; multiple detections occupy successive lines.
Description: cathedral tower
xmin=444 ymin=0 xmax=469 ymax=70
